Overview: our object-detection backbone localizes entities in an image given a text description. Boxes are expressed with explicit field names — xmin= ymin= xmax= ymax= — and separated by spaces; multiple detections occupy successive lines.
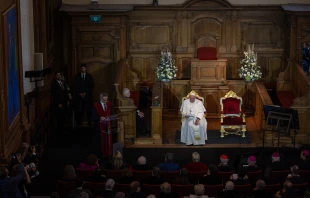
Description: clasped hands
xmin=58 ymin=101 xmax=70 ymax=108
xmin=79 ymin=93 xmax=86 ymax=98
xmin=138 ymin=111 xmax=144 ymax=118
xmin=100 ymin=117 xmax=106 ymax=122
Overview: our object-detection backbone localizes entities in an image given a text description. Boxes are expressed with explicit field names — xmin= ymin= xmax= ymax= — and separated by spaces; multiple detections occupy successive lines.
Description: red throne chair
xmin=220 ymin=90 xmax=246 ymax=138
xmin=197 ymin=47 xmax=217 ymax=60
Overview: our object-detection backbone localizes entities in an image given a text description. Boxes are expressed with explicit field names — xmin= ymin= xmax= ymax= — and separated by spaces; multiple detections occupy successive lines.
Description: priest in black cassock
xmin=74 ymin=64 xmax=94 ymax=126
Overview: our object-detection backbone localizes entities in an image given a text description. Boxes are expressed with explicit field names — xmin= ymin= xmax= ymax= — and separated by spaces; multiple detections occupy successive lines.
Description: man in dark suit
xmin=51 ymin=71 xmax=70 ymax=132
xmin=143 ymin=166 xmax=166 ymax=185
xmin=97 ymin=179 xmax=116 ymax=197
xmin=74 ymin=64 xmax=94 ymax=126
xmin=221 ymin=181 xmax=243 ymax=198
xmin=251 ymin=180 xmax=273 ymax=198
xmin=299 ymin=150 xmax=310 ymax=170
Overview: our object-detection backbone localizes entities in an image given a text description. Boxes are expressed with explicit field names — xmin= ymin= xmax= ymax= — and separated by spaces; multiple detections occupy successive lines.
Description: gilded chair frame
xmin=220 ymin=90 xmax=246 ymax=138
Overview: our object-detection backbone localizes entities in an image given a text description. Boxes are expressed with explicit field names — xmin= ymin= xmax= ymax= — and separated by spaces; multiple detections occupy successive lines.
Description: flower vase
xmin=244 ymin=76 xmax=252 ymax=82
xmin=161 ymin=79 xmax=171 ymax=82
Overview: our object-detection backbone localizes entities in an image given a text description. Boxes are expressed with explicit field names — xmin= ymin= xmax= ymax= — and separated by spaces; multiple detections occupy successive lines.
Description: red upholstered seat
xmin=220 ymin=90 xmax=246 ymax=137
xmin=197 ymin=47 xmax=217 ymax=60
xmin=277 ymin=91 xmax=294 ymax=108
xmin=222 ymin=117 xmax=245 ymax=125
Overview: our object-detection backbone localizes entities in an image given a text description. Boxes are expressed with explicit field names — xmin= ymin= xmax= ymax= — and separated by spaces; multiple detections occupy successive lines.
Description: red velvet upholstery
xmin=197 ymin=47 xmax=217 ymax=60
xmin=222 ymin=98 xmax=241 ymax=115
xmin=222 ymin=117 xmax=245 ymax=125
xmin=277 ymin=91 xmax=294 ymax=108
xmin=130 ymin=91 xmax=139 ymax=107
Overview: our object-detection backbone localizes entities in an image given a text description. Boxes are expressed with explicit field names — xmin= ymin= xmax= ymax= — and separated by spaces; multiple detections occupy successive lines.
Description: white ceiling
xmin=62 ymin=0 xmax=310 ymax=5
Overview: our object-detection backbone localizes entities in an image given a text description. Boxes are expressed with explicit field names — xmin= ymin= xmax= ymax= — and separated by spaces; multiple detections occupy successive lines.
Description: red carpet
xmin=277 ymin=91 xmax=295 ymax=108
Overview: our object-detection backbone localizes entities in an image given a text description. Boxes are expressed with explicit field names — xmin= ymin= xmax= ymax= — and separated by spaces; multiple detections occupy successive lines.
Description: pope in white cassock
xmin=180 ymin=90 xmax=207 ymax=145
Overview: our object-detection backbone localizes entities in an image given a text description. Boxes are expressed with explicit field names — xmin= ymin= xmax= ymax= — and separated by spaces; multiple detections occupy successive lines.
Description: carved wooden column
xmin=231 ymin=11 xmax=239 ymax=53
xmin=290 ymin=15 xmax=297 ymax=60
xmin=120 ymin=16 xmax=127 ymax=59
xmin=151 ymin=106 xmax=162 ymax=144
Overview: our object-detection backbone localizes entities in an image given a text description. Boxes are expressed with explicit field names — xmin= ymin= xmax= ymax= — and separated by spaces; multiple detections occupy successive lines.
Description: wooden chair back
xmin=204 ymin=184 xmax=223 ymax=197
xmin=234 ymin=184 xmax=252 ymax=198
xmin=56 ymin=180 xmax=76 ymax=198
xmin=84 ymin=182 xmax=106 ymax=197
xmin=171 ymin=184 xmax=194 ymax=197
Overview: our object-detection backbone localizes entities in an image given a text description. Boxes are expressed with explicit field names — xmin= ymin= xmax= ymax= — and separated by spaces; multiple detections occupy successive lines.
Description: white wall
xmin=62 ymin=0 xmax=310 ymax=5
xmin=20 ymin=0 xmax=35 ymax=94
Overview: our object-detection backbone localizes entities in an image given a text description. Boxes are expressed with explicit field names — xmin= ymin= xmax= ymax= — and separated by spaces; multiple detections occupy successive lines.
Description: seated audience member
xmin=116 ymin=168 xmax=134 ymax=184
xmin=245 ymin=156 xmax=260 ymax=172
xmin=271 ymin=152 xmax=287 ymax=171
xmin=157 ymin=182 xmax=179 ymax=198
xmin=199 ymin=164 xmax=222 ymax=185
xmin=287 ymin=165 xmax=306 ymax=184
xmin=79 ymin=154 xmax=99 ymax=171
xmin=171 ymin=168 xmax=190 ymax=185
xmin=218 ymin=154 xmax=232 ymax=172
xmin=147 ymin=195 xmax=155 ymax=198
xmin=131 ymin=156 xmax=151 ymax=171
xmin=127 ymin=181 xmax=147 ymax=198
xmin=143 ymin=166 xmax=166 ymax=185
xmin=158 ymin=153 xmax=180 ymax=171
xmin=97 ymin=179 xmax=116 ymax=198
xmin=183 ymin=152 xmax=208 ymax=172
xmin=230 ymin=168 xmax=250 ymax=185
xmin=105 ymin=151 xmax=125 ymax=170
xmin=114 ymin=192 xmax=126 ymax=198
xmin=251 ymin=180 xmax=273 ymax=198
xmin=263 ymin=167 xmax=279 ymax=185
xmin=276 ymin=180 xmax=298 ymax=198
xmin=189 ymin=184 xmax=209 ymax=198
xmin=220 ymin=181 xmax=242 ymax=198
xmin=62 ymin=165 xmax=77 ymax=182
xmin=304 ymin=189 xmax=310 ymax=198
xmin=69 ymin=178 xmax=92 ymax=198
xmin=299 ymin=150 xmax=310 ymax=170
xmin=79 ymin=191 xmax=90 ymax=198
xmin=86 ymin=166 xmax=107 ymax=183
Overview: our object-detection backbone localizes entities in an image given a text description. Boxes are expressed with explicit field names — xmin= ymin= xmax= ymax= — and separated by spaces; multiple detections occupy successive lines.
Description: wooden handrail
xmin=253 ymin=82 xmax=273 ymax=131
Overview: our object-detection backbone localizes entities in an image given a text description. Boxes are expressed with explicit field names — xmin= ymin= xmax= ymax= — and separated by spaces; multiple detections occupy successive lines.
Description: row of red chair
xmin=57 ymin=179 xmax=309 ymax=198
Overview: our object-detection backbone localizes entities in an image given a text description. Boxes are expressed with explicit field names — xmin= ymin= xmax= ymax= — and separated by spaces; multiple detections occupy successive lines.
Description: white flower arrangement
xmin=156 ymin=49 xmax=177 ymax=81
xmin=239 ymin=44 xmax=262 ymax=81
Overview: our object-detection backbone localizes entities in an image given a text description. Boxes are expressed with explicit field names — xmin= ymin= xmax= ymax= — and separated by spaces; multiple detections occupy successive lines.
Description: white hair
xmin=99 ymin=93 xmax=108 ymax=100
xmin=225 ymin=181 xmax=234 ymax=191
xmin=272 ymin=156 xmax=280 ymax=162
xmin=122 ymin=88 xmax=130 ymax=96
xmin=220 ymin=158 xmax=228 ymax=165
xmin=137 ymin=156 xmax=146 ymax=165
xmin=192 ymin=152 xmax=200 ymax=162
xmin=147 ymin=195 xmax=156 ymax=198
xmin=105 ymin=179 xmax=115 ymax=190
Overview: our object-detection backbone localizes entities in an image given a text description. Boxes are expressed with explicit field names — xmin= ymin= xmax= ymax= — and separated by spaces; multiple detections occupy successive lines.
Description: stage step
xmin=135 ymin=137 xmax=154 ymax=144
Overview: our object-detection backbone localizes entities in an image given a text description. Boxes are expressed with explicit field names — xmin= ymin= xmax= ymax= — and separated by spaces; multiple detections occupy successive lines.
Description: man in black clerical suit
xmin=74 ymin=64 xmax=94 ymax=126
xmin=51 ymin=71 xmax=70 ymax=131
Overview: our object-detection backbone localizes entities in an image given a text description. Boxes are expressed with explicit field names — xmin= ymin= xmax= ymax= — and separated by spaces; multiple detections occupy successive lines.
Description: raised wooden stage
xmin=127 ymin=116 xmax=262 ymax=148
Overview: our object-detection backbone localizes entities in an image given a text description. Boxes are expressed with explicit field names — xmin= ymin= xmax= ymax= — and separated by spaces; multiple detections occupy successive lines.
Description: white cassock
xmin=180 ymin=99 xmax=207 ymax=145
